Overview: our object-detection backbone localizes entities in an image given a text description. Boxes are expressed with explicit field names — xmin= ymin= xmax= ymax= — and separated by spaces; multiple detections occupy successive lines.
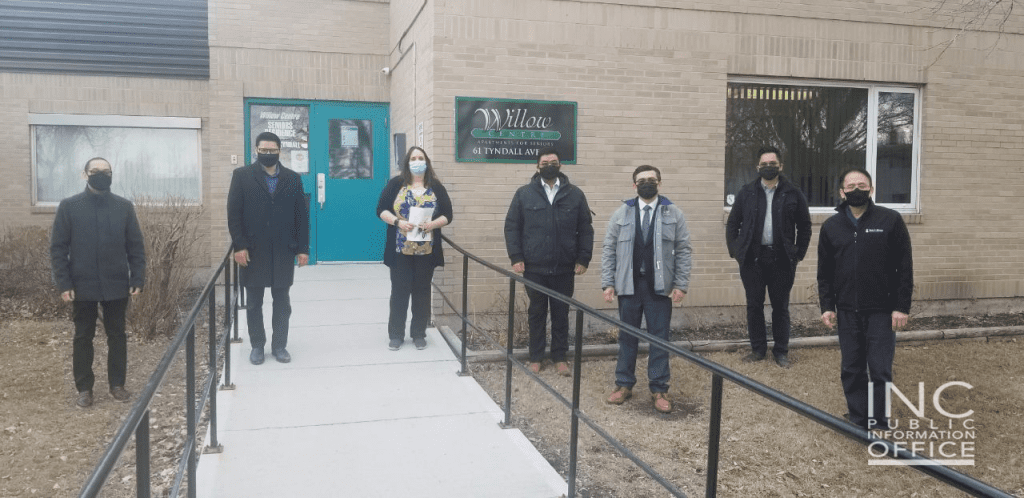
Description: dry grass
xmin=472 ymin=337 xmax=1024 ymax=497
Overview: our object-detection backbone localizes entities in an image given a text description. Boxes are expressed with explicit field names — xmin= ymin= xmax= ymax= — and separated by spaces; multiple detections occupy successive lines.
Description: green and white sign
xmin=455 ymin=97 xmax=577 ymax=163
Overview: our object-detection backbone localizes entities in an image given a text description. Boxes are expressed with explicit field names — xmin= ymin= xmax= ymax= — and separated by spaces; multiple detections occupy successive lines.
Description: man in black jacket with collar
xmin=504 ymin=147 xmax=594 ymax=377
xmin=51 ymin=157 xmax=146 ymax=408
xmin=818 ymin=168 xmax=913 ymax=431
xmin=726 ymin=146 xmax=811 ymax=368
xmin=228 ymin=132 xmax=310 ymax=365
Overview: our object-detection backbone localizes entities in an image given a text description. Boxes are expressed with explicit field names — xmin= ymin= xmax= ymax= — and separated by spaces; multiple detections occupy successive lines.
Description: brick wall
xmin=418 ymin=0 xmax=1024 ymax=319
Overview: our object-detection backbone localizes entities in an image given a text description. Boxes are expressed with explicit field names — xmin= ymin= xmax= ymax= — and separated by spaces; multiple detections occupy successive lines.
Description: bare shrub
xmin=470 ymin=289 xmax=532 ymax=349
xmin=0 ymin=225 xmax=65 ymax=318
xmin=126 ymin=197 xmax=204 ymax=340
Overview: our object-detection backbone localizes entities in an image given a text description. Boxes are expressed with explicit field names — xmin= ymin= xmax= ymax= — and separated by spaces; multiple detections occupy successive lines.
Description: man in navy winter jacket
xmin=504 ymin=147 xmax=594 ymax=376
xmin=50 ymin=157 xmax=146 ymax=408
xmin=818 ymin=168 xmax=913 ymax=431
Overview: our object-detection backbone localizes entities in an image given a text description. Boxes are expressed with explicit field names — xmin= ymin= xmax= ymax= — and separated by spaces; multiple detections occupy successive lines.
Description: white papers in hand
xmin=406 ymin=206 xmax=435 ymax=242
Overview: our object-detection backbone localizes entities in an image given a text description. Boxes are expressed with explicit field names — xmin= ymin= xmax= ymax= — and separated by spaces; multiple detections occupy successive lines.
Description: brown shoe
xmin=110 ymin=386 xmax=130 ymax=402
xmin=652 ymin=392 xmax=673 ymax=414
xmin=554 ymin=361 xmax=571 ymax=377
xmin=527 ymin=362 xmax=542 ymax=374
xmin=606 ymin=386 xmax=632 ymax=405
xmin=76 ymin=390 xmax=93 ymax=408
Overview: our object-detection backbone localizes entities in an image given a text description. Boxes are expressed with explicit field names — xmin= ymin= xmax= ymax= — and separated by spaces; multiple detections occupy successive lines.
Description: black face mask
xmin=844 ymin=189 xmax=871 ymax=207
xmin=538 ymin=165 xmax=560 ymax=180
xmin=758 ymin=166 xmax=780 ymax=181
xmin=257 ymin=153 xmax=280 ymax=167
xmin=88 ymin=173 xmax=112 ymax=191
xmin=637 ymin=182 xmax=658 ymax=200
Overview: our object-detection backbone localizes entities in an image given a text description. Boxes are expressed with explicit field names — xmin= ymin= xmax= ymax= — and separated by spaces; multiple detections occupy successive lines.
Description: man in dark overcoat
xmin=227 ymin=132 xmax=310 ymax=365
xmin=50 ymin=157 xmax=146 ymax=408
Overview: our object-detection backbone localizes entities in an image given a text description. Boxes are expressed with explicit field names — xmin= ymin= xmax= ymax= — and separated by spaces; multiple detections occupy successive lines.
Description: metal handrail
xmin=434 ymin=234 xmax=1013 ymax=498
xmin=79 ymin=245 xmax=240 ymax=498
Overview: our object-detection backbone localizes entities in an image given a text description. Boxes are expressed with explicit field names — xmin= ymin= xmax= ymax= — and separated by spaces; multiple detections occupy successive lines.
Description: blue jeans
xmin=615 ymin=277 xmax=672 ymax=393
xmin=837 ymin=310 xmax=895 ymax=430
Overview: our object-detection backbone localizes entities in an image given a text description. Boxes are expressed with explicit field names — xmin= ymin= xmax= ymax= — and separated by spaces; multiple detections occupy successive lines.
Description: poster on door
xmin=328 ymin=119 xmax=373 ymax=179
xmin=249 ymin=104 xmax=310 ymax=173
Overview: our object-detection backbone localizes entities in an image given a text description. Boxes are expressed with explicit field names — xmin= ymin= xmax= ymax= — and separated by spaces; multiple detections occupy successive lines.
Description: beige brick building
xmin=3 ymin=0 xmax=1022 ymax=324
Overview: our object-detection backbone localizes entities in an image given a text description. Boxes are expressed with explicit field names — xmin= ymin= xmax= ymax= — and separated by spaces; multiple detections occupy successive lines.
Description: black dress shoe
xmin=272 ymin=349 xmax=291 ymax=363
xmin=110 ymin=386 xmax=131 ymax=402
xmin=741 ymin=351 xmax=766 ymax=363
xmin=250 ymin=348 xmax=264 ymax=365
xmin=773 ymin=354 xmax=792 ymax=369
xmin=76 ymin=390 xmax=93 ymax=408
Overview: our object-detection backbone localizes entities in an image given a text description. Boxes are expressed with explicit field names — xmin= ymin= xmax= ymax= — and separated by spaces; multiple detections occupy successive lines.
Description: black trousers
xmin=523 ymin=271 xmax=575 ymax=363
xmin=739 ymin=246 xmax=795 ymax=357
xmin=388 ymin=254 xmax=436 ymax=341
xmin=246 ymin=286 xmax=291 ymax=352
xmin=837 ymin=310 xmax=895 ymax=430
xmin=73 ymin=297 xmax=129 ymax=393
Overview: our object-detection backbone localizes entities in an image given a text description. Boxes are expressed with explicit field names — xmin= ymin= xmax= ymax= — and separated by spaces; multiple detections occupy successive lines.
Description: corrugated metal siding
xmin=0 ymin=0 xmax=209 ymax=79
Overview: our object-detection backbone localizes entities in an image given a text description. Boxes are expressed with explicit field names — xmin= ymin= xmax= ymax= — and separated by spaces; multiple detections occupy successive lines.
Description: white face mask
xmin=409 ymin=160 xmax=427 ymax=175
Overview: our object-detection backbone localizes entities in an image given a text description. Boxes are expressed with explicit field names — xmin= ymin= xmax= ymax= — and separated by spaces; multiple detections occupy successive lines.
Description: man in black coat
xmin=50 ymin=157 xmax=146 ymax=408
xmin=228 ymin=132 xmax=310 ymax=365
xmin=818 ymin=168 xmax=913 ymax=431
xmin=504 ymin=147 xmax=594 ymax=377
xmin=726 ymin=146 xmax=811 ymax=368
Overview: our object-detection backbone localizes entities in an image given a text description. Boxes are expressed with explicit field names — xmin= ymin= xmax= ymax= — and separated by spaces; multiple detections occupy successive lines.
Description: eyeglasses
xmin=87 ymin=170 xmax=112 ymax=177
xmin=844 ymin=183 xmax=870 ymax=191
xmin=758 ymin=161 xmax=780 ymax=168
xmin=257 ymin=148 xmax=281 ymax=154
xmin=635 ymin=178 xmax=659 ymax=186
xmin=539 ymin=161 xmax=560 ymax=168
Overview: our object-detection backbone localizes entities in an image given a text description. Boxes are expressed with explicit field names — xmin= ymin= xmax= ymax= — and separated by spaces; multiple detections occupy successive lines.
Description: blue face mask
xmin=409 ymin=160 xmax=427 ymax=175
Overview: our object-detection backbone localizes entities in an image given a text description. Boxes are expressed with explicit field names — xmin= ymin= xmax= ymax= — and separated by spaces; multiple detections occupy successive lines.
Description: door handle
xmin=317 ymin=173 xmax=326 ymax=210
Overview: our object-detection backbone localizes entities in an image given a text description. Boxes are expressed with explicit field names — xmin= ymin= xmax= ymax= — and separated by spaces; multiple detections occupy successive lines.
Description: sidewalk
xmin=195 ymin=264 xmax=567 ymax=498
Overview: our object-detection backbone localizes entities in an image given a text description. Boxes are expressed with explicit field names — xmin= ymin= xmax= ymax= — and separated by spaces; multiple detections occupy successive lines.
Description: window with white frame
xmin=31 ymin=114 xmax=202 ymax=205
xmin=725 ymin=80 xmax=920 ymax=211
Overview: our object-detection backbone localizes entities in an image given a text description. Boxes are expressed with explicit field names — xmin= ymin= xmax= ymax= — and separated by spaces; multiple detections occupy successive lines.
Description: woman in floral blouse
xmin=375 ymin=147 xmax=453 ymax=351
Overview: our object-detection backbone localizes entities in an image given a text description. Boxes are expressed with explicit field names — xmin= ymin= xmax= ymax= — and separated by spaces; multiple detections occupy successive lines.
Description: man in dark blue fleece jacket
xmin=818 ymin=168 xmax=913 ymax=431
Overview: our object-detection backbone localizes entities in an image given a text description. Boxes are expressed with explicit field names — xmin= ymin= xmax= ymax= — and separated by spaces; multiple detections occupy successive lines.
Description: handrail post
xmin=223 ymin=254 xmax=236 ymax=390
xmin=135 ymin=410 xmax=151 ymax=498
xmin=706 ymin=374 xmax=724 ymax=498
xmin=186 ymin=324 xmax=197 ymax=498
xmin=205 ymin=289 xmax=223 ymax=453
xmin=223 ymin=253 xmax=231 ymax=326
xmin=232 ymin=260 xmax=242 ymax=343
xmin=458 ymin=253 xmax=469 ymax=376
xmin=567 ymin=309 xmax=585 ymax=498
xmin=501 ymin=277 xmax=515 ymax=428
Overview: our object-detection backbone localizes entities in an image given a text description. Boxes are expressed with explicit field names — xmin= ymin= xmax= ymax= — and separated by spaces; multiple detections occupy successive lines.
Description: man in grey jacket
xmin=601 ymin=165 xmax=691 ymax=414
xmin=50 ymin=157 xmax=146 ymax=408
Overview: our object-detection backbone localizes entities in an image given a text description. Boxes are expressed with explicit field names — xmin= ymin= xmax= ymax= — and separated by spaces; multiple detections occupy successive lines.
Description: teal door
xmin=246 ymin=99 xmax=389 ymax=262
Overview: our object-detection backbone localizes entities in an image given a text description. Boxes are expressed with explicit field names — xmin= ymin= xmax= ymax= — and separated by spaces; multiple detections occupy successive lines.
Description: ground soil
xmin=1 ymin=314 xmax=216 ymax=498
xmin=471 ymin=336 xmax=1024 ymax=497
xmin=2 ymin=312 xmax=1021 ymax=497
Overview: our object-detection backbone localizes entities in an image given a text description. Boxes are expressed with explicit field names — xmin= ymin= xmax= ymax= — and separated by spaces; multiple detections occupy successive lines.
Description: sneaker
xmin=388 ymin=339 xmax=403 ymax=351
xmin=272 ymin=349 xmax=291 ymax=363
xmin=76 ymin=390 xmax=93 ymax=408
xmin=773 ymin=353 xmax=792 ymax=369
xmin=554 ymin=361 xmax=571 ymax=377
xmin=250 ymin=348 xmax=264 ymax=365
xmin=527 ymin=362 xmax=542 ymax=374
xmin=741 ymin=351 xmax=766 ymax=363
xmin=652 ymin=392 xmax=673 ymax=414
xmin=606 ymin=386 xmax=632 ymax=405
xmin=110 ymin=386 xmax=130 ymax=402
xmin=413 ymin=338 xmax=427 ymax=350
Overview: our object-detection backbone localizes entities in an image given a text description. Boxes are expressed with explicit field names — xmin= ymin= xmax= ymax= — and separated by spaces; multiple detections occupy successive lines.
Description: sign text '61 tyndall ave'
xmin=455 ymin=97 xmax=577 ymax=163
